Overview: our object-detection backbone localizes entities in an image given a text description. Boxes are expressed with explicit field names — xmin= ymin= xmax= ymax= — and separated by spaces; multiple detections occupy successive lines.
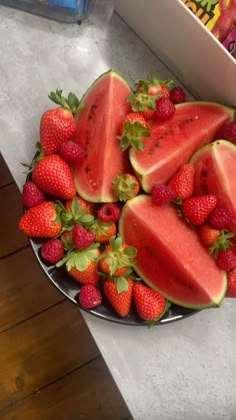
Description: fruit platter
xmin=19 ymin=69 xmax=236 ymax=326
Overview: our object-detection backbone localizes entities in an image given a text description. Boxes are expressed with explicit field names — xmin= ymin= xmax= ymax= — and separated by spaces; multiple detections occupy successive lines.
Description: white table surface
xmin=0 ymin=5 xmax=235 ymax=420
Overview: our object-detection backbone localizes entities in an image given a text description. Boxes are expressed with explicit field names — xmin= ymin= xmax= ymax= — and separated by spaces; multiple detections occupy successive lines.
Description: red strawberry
xmin=103 ymin=277 xmax=133 ymax=317
xmin=151 ymin=183 xmax=176 ymax=205
xmin=91 ymin=220 xmax=117 ymax=244
xmin=112 ymin=173 xmax=140 ymax=201
xmin=65 ymin=195 xmax=96 ymax=216
xmin=57 ymin=244 xmax=100 ymax=286
xmin=135 ymin=74 xmax=173 ymax=98
xmin=123 ymin=112 xmax=147 ymax=127
xmin=209 ymin=207 xmax=232 ymax=230
xmin=167 ymin=163 xmax=195 ymax=200
xmin=71 ymin=224 xmax=96 ymax=250
xmin=226 ymin=268 xmax=236 ymax=297
xmin=118 ymin=112 xmax=150 ymax=151
xmin=97 ymin=203 xmax=121 ymax=222
xmin=198 ymin=224 xmax=220 ymax=247
xmin=40 ymin=90 xmax=81 ymax=155
xmin=169 ymin=86 xmax=186 ymax=104
xmin=98 ymin=236 xmax=136 ymax=276
xmin=216 ymin=248 xmax=236 ymax=271
xmin=155 ymin=96 xmax=176 ymax=120
xmin=215 ymin=121 xmax=236 ymax=144
xmin=59 ymin=140 xmax=84 ymax=163
xmin=21 ymin=181 xmax=45 ymax=208
xmin=41 ymin=238 xmax=64 ymax=264
xmin=181 ymin=194 xmax=217 ymax=226
xmin=133 ymin=283 xmax=166 ymax=321
xmin=32 ymin=154 xmax=76 ymax=200
xmin=77 ymin=284 xmax=102 ymax=309
xmin=19 ymin=201 xmax=62 ymax=238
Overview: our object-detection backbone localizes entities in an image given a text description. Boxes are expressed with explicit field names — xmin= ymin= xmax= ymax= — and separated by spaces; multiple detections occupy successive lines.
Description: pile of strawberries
xmin=151 ymin=162 xmax=236 ymax=297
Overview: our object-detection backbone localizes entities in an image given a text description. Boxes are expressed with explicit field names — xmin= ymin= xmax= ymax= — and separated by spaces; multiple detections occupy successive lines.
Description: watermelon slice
xmin=73 ymin=69 xmax=132 ymax=202
xmin=130 ymin=102 xmax=235 ymax=193
xmin=190 ymin=140 xmax=236 ymax=234
xmin=119 ymin=195 xmax=226 ymax=309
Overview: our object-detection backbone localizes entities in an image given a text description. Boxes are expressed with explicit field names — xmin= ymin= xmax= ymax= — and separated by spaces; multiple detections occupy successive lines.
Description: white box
xmin=115 ymin=0 xmax=236 ymax=105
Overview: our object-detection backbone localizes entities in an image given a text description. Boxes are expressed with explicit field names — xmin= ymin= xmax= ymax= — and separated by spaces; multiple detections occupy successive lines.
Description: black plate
xmin=29 ymin=236 xmax=198 ymax=326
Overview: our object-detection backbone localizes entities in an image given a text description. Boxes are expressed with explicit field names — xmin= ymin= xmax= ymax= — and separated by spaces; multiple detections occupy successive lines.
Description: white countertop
xmin=0 ymin=5 xmax=235 ymax=420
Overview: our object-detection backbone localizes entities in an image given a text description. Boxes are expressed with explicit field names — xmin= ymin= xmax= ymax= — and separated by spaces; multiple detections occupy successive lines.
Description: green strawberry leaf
xmin=124 ymin=245 xmax=137 ymax=258
xmin=74 ymin=253 xmax=87 ymax=271
xmin=116 ymin=276 xmax=128 ymax=293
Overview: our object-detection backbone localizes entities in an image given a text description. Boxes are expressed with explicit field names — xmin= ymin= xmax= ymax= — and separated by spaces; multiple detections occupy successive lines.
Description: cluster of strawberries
xmin=18 ymin=86 xmax=171 ymax=323
xmin=151 ymin=162 xmax=236 ymax=297
xmin=117 ymin=73 xmax=186 ymax=152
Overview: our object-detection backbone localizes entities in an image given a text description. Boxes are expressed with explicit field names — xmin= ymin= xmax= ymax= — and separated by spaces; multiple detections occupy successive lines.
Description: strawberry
xmin=112 ymin=173 xmax=140 ymax=201
xmin=226 ymin=268 xmax=236 ymax=297
xmin=19 ymin=201 xmax=62 ymax=238
xmin=181 ymin=194 xmax=217 ymax=226
xmin=41 ymin=238 xmax=64 ymax=264
xmin=209 ymin=207 xmax=232 ymax=230
xmin=91 ymin=220 xmax=117 ymax=244
xmin=77 ymin=284 xmax=102 ymax=309
xmin=151 ymin=183 xmax=176 ymax=205
xmin=133 ymin=283 xmax=166 ymax=322
xmin=32 ymin=154 xmax=76 ymax=200
xmin=155 ymin=96 xmax=176 ymax=120
xmin=56 ymin=244 xmax=100 ymax=286
xmin=216 ymin=248 xmax=236 ymax=271
xmin=103 ymin=277 xmax=133 ymax=317
xmin=169 ymin=86 xmax=186 ymax=104
xmin=135 ymin=73 xmax=173 ymax=98
xmin=198 ymin=224 xmax=220 ymax=247
xmin=126 ymin=92 xmax=158 ymax=120
xmin=97 ymin=203 xmax=121 ymax=222
xmin=21 ymin=181 xmax=45 ymax=208
xmin=65 ymin=195 xmax=96 ymax=216
xmin=59 ymin=140 xmax=84 ymax=164
xmin=98 ymin=236 xmax=137 ymax=276
xmin=40 ymin=89 xmax=81 ymax=155
xmin=215 ymin=121 xmax=236 ymax=144
xmin=71 ymin=224 xmax=96 ymax=250
xmin=117 ymin=113 xmax=150 ymax=151
xmin=122 ymin=112 xmax=147 ymax=127
xmin=167 ymin=163 xmax=195 ymax=200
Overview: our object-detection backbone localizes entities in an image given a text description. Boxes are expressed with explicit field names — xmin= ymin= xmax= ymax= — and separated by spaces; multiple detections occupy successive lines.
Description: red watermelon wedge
xmin=119 ymin=195 xmax=227 ymax=309
xmin=73 ymin=69 xmax=132 ymax=203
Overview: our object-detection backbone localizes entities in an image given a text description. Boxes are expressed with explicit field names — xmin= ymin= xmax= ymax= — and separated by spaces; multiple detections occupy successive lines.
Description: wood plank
xmin=1 ymin=357 xmax=130 ymax=420
xmin=0 ymin=247 xmax=64 ymax=333
xmin=0 ymin=300 xmax=99 ymax=411
xmin=0 ymin=154 xmax=14 ymax=188
xmin=0 ymin=183 xmax=28 ymax=258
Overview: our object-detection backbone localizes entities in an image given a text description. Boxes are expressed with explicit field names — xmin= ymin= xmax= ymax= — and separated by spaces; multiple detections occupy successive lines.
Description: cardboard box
xmin=115 ymin=0 xmax=236 ymax=105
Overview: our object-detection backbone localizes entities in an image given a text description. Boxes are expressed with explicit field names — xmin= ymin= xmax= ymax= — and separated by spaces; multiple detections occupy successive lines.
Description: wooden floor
xmin=0 ymin=154 xmax=131 ymax=420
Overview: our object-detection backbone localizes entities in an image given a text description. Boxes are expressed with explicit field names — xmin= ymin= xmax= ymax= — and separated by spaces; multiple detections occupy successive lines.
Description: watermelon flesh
xmin=73 ymin=69 xmax=132 ymax=202
xmin=190 ymin=140 xmax=236 ymax=234
xmin=130 ymin=102 xmax=234 ymax=193
xmin=119 ymin=195 xmax=226 ymax=309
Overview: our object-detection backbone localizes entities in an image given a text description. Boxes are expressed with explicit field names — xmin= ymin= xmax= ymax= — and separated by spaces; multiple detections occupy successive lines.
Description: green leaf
xmin=116 ymin=276 xmax=128 ymax=293
xmin=74 ymin=253 xmax=87 ymax=271
xmin=124 ymin=245 xmax=137 ymax=258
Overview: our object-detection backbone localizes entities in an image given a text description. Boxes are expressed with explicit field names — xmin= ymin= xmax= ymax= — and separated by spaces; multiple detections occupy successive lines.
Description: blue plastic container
xmin=0 ymin=0 xmax=94 ymax=23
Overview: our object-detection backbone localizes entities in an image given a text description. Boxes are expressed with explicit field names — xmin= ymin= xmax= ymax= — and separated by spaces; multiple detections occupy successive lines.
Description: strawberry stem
xmin=48 ymin=89 xmax=82 ymax=116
